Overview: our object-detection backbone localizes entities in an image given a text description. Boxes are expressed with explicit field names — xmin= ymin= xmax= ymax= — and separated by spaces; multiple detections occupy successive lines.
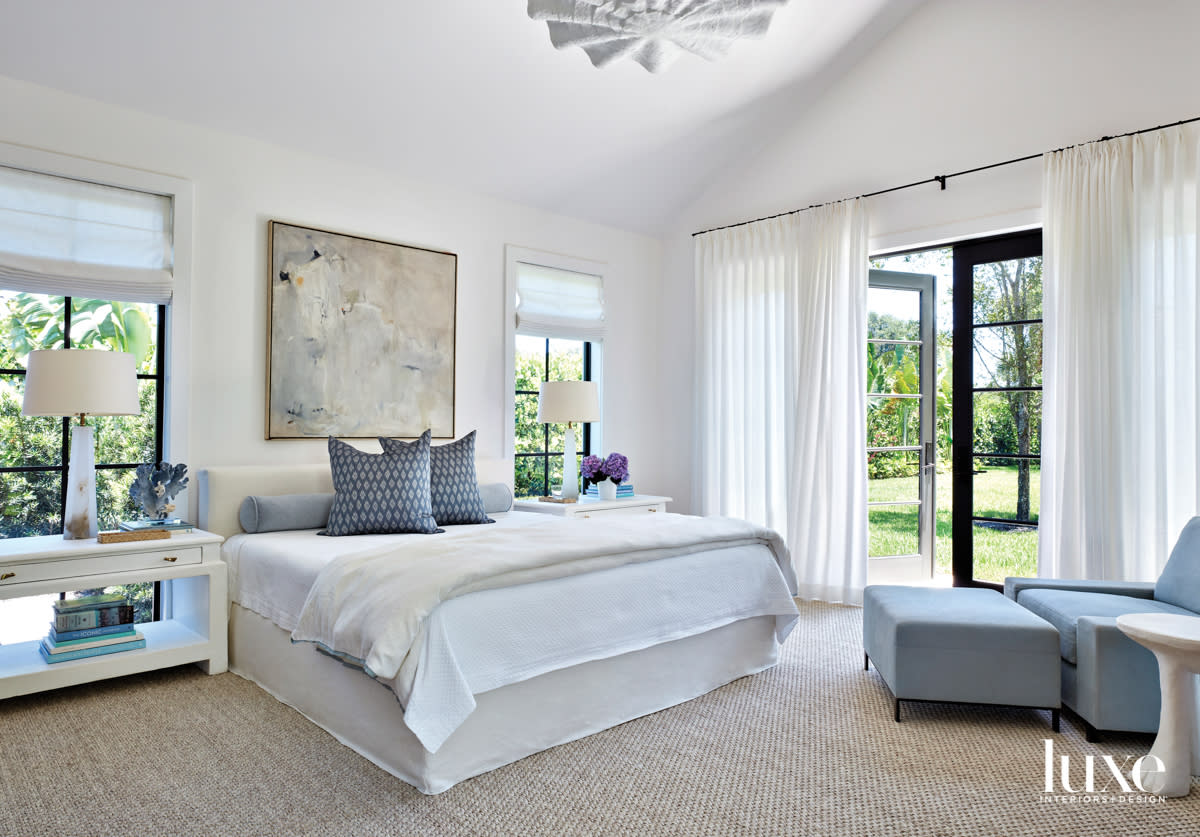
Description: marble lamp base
xmin=561 ymin=424 xmax=579 ymax=501
xmin=63 ymin=424 xmax=98 ymax=540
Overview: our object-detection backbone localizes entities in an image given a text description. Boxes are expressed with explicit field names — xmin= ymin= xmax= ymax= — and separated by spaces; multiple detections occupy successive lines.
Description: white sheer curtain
xmin=695 ymin=200 xmax=868 ymax=603
xmin=1041 ymin=124 xmax=1200 ymax=580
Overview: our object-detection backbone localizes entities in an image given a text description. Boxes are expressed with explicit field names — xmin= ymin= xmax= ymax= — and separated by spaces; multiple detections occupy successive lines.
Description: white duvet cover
xmin=223 ymin=511 xmax=798 ymax=753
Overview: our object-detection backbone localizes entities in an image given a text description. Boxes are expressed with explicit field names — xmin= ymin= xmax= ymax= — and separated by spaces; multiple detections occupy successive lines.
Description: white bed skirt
xmin=229 ymin=604 xmax=780 ymax=794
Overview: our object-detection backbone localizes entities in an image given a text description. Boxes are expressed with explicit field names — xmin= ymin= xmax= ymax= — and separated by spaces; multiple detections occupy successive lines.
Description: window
xmin=0 ymin=293 xmax=165 ymax=537
xmin=505 ymin=247 xmax=606 ymax=498
xmin=0 ymin=154 xmax=185 ymax=642
xmin=514 ymin=336 xmax=593 ymax=497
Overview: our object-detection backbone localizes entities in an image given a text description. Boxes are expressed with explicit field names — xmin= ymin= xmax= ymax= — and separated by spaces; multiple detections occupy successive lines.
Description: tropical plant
xmin=4 ymin=295 xmax=153 ymax=369
xmin=866 ymin=315 xmax=925 ymax=479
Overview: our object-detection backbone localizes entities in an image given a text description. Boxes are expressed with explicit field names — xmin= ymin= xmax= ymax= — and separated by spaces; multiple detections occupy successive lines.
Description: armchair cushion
xmin=1154 ymin=516 xmax=1200 ymax=612
xmin=1016 ymin=589 xmax=1194 ymax=664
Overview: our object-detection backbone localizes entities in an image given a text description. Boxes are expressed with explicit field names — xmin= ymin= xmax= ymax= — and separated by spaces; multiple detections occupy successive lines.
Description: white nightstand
xmin=513 ymin=494 xmax=673 ymax=519
xmin=0 ymin=530 xmax=228 ymax=700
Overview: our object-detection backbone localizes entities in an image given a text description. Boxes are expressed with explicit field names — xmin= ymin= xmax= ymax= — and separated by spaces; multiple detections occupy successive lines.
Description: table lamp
xmin=537 ymin=380 xmax=600 ymax=500
xmin=22 ymin=349 xmax=140 ymax=539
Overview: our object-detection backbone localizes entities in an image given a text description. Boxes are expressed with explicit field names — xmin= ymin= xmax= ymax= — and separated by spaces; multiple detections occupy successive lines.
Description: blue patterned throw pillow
xmin=322 ymin=435 xmax=441 ymax=536
xmin=380 ymin=430 xmax=493 ymax=526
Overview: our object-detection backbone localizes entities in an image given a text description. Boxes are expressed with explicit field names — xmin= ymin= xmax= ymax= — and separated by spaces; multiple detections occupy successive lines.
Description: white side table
xmin=513 ymin=494 xmax=672 ymax=519
xmin=0 ymin=530 xmax=227 ymax=700
xmin=1116 ymin=612 xmax=1200 ymax=797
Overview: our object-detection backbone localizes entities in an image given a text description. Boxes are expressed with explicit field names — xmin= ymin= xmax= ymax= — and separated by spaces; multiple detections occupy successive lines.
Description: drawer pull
xmin=162 ymin=556 xmax=178 ymax=563
xmin=0 ymin=572 xmax=14 ymax=581
xmin=648 ymin=508 xmax=657 ymax=512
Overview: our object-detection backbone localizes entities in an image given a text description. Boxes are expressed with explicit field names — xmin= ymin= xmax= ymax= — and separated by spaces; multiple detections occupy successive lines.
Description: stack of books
xmin=585 ymin=483 xmax=635 ymax=498
xmin=40 ymin=593 xmax=145 ymax=664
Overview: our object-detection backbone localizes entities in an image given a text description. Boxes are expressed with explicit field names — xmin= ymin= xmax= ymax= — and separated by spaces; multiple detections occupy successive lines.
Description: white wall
xmin=0 ymin=76 xmax=664 ymax=519
xmin=658 ymin=0 xmax=1200 ymax=512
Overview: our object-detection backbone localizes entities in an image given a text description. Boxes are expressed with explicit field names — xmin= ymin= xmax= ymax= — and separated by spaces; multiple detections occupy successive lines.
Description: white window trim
xmin=503 ymin=244 xmax=606 ymax=462
xmin=0 ymin=141 xmax=194 ymax=470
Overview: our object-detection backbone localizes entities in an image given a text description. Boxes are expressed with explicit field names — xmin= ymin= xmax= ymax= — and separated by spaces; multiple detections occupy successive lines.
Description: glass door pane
xmin=952 ymin=233 xmax=1043 ymax=587
xmin=866 ymin=271 xmax=937 ymax=585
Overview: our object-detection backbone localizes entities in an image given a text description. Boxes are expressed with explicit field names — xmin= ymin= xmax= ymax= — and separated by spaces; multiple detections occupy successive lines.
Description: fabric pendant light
xmin=526 ymin=0 xmax=790 ymax=72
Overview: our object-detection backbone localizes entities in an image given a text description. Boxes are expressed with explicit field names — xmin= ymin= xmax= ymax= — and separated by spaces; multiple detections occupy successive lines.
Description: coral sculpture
xmin=129 ymin=462 xmax=189 ymax=520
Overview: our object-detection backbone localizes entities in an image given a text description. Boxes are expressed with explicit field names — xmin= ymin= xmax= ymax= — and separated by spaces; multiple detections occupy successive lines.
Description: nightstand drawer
xmin=0 ymin=547 xmax=203 ymax=587
xmin=575 ymin=504 xmax=666 ymax=518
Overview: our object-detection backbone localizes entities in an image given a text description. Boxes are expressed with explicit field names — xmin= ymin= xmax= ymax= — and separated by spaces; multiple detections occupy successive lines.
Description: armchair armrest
xmin=1004 ymin=577 xmax=1157 ymax=601
xmin=1073 ymin=616 xmax=1162 ymax=732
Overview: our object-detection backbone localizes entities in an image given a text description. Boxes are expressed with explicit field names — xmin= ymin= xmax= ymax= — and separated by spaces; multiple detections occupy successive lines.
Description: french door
xmin=951 ymin=231 xmax=1043 ymax=587
xmin=866 ymin=270 xmax=937 ymax=585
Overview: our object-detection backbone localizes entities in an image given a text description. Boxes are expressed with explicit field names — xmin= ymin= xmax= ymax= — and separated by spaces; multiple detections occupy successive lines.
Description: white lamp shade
xmin=22 ymin=349 xmax=140 ymax=417
xmin=537 ymin=380 xmax=600 ymax=424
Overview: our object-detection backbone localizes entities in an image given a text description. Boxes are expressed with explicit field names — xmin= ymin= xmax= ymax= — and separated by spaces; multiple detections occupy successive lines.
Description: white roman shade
xmin=515 ymin=262 xmax=605 ymax=341
xmin=0 ymin=164 xmax=174 ymax=304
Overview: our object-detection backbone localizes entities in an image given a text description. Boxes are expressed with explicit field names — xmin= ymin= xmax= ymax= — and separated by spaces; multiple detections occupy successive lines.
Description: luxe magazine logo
xmin=1040 ymin=740 xmax=1167 ymax=804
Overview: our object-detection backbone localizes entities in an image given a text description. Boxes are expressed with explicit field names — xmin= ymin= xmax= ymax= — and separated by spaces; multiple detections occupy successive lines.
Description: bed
xmin=198 ymin=464 xmax=799 ymax=794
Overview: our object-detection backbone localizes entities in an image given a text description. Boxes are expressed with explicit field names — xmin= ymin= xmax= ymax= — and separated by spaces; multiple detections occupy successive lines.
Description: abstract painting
xmin=267 ymin=221 xmax=456 ymax=439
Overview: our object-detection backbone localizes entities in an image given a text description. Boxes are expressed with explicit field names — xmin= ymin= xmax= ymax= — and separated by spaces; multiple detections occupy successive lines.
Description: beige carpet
xmin=1 ymin=602 xmax=1197 ymax=837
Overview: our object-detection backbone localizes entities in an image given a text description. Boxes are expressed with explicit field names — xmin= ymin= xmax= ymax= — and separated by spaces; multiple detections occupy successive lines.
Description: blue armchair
xmin=1005 ymin=517 xmax=1200 ymax=740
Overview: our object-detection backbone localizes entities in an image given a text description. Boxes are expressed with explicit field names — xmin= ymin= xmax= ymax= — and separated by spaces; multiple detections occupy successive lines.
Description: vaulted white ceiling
xmin=0 ymin=0 xmax=922 ymax=236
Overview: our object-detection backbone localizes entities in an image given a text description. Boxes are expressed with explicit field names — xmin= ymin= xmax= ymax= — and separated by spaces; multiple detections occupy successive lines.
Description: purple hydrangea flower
xmin=581 ymin=454 xmax=603 ymax=480
xmin=602 ymin=452 xmax=629 ymax=484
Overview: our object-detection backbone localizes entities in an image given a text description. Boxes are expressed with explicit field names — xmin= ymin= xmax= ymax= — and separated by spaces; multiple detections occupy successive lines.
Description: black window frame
xmin=514 ymin=337 xmax=593 ymax=497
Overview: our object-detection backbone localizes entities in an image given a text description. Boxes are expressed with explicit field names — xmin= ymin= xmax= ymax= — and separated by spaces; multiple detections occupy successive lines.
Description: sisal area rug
xmin=1 ymin=602 xmax=1197 ymax=836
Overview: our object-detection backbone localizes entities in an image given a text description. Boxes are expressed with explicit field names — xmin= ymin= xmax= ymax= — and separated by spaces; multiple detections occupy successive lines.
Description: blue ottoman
xmin=863 ymin=586 xmax=1061 ymax=730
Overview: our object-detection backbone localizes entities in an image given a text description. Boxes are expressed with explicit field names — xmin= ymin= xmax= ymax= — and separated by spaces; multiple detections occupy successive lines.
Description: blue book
xmin=49 ymin=623 xmax=137 ymax=643
xmin=586 ymin=484 xmax=635 ymax=497
xmin=38 ymin=637 xmax=146 ymax=664
xmin=47 ymin=628 xmax=138 ymax=649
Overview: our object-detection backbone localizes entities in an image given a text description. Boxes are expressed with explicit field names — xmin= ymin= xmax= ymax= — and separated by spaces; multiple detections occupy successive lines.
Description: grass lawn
xmin=869 ymin=464 xmax=1039 ymax=583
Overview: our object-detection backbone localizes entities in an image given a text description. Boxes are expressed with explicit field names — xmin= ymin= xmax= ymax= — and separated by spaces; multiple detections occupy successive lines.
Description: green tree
xmin=973 ymin=258 xmax=1042 ymax=521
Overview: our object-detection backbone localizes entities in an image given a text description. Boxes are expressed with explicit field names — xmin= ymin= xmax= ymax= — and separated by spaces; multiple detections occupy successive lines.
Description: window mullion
xmin=542 ymin=338 xmax=550 ymax=496
xmin=58 ymin=296 xmax=73 ymax=515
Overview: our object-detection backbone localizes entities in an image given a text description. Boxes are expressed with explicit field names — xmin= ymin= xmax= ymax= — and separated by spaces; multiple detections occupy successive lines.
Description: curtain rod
xmin=691 ymin=115 xmax=1200 ymax=238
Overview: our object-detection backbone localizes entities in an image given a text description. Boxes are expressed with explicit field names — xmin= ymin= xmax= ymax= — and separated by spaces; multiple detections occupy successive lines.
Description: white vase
xmin=597 ymin=480 xmax=618 ymax=501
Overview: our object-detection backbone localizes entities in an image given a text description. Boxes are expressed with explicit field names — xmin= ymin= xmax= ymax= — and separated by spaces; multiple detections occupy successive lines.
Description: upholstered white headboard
xmin=198 ymin=465 xmax=332 ymax=540
xmin=197 ymin=458 xmax=510 ymax=540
